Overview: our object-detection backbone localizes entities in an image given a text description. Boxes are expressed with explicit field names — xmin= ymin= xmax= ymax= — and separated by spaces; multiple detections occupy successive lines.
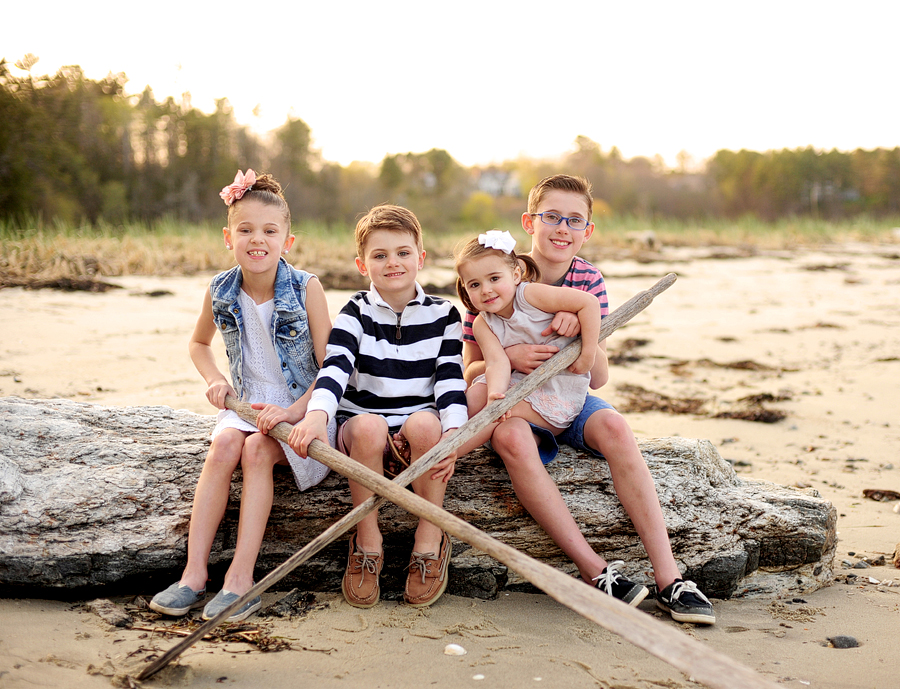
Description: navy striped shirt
xmin=308 ymin=282 xmax=468 ymax=432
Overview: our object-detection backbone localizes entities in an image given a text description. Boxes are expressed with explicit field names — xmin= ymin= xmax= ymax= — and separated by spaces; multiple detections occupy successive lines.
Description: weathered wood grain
xmin=0 ymin=396 xmax=835 ymax=598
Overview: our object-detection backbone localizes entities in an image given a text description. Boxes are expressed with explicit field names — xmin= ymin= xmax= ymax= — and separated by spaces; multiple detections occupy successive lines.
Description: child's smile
xmin=524 ymin=189 xmax=594 ymax=269
xmin=458 ymin=254 xmax=520 ymax=319
xmin=355 ymin=229 xmax=425 ymax=310
xmin=223 ymin=199 xmax=293 ymax=277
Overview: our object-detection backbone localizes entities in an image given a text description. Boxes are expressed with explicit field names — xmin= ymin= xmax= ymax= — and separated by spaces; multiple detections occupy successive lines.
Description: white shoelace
xmin=668 ymin=579 xmax=712 ymax=605
xmin=590 ymin=559 xmax=627 ymax=595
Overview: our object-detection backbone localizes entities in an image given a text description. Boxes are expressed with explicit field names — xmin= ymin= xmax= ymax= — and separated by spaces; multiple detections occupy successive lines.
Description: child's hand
xmin=506 ymin=343 xmax=559 ymax=374
xmin=568 ymin=349 xmax=597 ymax=375
xmin=543 ymin=311 xmax=581 ymax=338
xmin=206 ymin=379 xmax=237 ymax=409
xmin=430 ymin=430 xmax=458 ymax=482
xmin=251 ymin=403 xmax=295 ymax=434
xmin=487 ymin=392 xmax=511 ymax=423
xmin=288 ymin=410 xmax=329 ymax=458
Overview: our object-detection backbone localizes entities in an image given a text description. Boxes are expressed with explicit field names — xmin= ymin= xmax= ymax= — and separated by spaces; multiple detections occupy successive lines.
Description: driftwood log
xmin=0 ymin=396 xmax=835 ymax=598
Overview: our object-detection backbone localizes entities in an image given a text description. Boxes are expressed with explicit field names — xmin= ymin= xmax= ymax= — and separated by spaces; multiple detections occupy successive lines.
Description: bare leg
xmin=221 ymin=433 xmax=287 ymax=595
xmin=180 ymin=428 xmax=246 ymax=591
xmin=583 ymin=409 xmax=681 ymax=588
xmin=490 ymin=418 xmax=609 ymax=582
xmin=339 ymin=414 xmax=388 ymax=554
xmin=402 ymin=411 xmax=447 ymax=554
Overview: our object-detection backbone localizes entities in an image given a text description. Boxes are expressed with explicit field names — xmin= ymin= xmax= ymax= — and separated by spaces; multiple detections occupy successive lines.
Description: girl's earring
xmin=226 ymin=244 xmax=232 ymax=249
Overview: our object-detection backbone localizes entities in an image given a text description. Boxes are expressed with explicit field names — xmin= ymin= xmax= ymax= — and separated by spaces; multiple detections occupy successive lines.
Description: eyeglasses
xmin=530 ymin=211 xmax=590 ymax=231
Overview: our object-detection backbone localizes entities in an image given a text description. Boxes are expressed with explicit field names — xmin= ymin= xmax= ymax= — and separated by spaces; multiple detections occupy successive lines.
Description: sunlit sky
xmin=4 ymin=1 xmax=898 ymax=169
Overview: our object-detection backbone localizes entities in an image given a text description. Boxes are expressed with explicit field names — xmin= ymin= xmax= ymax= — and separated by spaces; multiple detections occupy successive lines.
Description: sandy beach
xmin=2 ymin=242 xmax=899 ymax=689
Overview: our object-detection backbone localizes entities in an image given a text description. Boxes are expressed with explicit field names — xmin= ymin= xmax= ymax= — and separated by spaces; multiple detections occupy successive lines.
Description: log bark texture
xmin=0 ymin=397 xmax=836 ymax=598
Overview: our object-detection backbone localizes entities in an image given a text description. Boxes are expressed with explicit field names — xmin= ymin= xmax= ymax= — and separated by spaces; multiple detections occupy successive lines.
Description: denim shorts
xmin=528 ymin=395 xmax=616 ymax=464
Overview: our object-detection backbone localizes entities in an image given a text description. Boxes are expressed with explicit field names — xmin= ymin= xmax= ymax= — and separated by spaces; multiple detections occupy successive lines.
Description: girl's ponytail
xmin=516 ymin=254 xmax=541 ymax=283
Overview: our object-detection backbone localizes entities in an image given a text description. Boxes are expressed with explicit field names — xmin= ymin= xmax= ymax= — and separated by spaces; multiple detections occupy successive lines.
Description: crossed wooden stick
xmin=137 ymin=274 xmax=778 ymax=689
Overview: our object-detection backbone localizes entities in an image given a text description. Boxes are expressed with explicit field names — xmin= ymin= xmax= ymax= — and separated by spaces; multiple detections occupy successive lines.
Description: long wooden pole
xmin=139 ymin=273 xmax=776 ymax=688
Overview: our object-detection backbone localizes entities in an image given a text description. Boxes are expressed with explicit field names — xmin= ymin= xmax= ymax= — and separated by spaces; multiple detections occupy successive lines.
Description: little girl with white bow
xmin=454 ymin=230 xmax=603 ymax=439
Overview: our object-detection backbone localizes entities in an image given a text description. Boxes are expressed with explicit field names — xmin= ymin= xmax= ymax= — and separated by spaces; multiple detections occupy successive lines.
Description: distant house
xmin=476 ymin=168 xmax=522 ymax=198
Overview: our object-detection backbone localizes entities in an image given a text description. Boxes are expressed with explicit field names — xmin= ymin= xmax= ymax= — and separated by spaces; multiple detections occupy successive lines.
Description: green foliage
xmin=2 ymin=58 xmax=900 ymax=230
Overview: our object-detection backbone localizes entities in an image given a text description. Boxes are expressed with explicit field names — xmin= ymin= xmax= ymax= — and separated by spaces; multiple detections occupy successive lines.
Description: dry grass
xmin=2 ymin=216 xmax=897 ymax=289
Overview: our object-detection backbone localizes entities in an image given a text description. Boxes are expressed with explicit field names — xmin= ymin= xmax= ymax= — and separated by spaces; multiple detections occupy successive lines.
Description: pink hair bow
xmin=219 ymin=169 xmax=257 ymax=206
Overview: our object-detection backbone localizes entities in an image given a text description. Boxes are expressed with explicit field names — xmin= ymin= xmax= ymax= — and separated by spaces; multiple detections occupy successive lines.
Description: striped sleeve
xmin=432 ymin=304 xmax=468 ymax=431
xmin=564 ymin=257 xmax=609 ymax=318
xmin=307 ymin=297 xmax=364 ymax=421
xmin=462 ymin=308 xmax=477 ymax=343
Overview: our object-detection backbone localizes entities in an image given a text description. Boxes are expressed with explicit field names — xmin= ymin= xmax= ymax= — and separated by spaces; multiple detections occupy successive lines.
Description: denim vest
xmin=210 ymin=259 xmax=319 ymax=401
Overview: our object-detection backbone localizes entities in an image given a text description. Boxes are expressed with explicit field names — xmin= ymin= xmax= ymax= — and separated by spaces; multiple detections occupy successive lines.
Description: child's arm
xmin=589 ymin=341 xmax=610 ymax=390
xmin=287 ymin=409 xmax=330 ymax=458
xmin=522 ymin=283 xmax=601 ymax=375
xmin=462 ymin=339 xmax=486 ymax=385
xmin=289 ymin=296 xmax=363 ymax=455
xmin=472 ymin=316 xmax=512 ymax=403
xmin=429 ymin=305 xmax=469 ymax=480
xmin=255 ymin=277 xmax=333 ymax=433
xmin=189 ymin=290 xmax=236 ymax=409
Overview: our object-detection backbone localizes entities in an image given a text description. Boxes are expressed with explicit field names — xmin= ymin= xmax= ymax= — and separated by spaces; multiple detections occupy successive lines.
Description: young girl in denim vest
xmin=150 ymin=170 xmax=333 ymax=622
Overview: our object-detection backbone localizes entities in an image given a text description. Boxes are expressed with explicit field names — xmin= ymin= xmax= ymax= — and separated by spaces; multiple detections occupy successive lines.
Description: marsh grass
xmin=1 ymin=215 xmax=897 ymax=288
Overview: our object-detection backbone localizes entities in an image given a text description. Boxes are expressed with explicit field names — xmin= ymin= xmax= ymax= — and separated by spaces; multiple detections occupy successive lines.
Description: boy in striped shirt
xmin=462 ymin=175 xmax=715 ymax=625
xmin=290 ymin=204 xmax=467 ymax=610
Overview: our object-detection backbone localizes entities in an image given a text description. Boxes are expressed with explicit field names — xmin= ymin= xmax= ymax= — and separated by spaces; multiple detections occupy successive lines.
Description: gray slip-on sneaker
xmin=202 ymin=589 xmax=262 ymax=622
xmin=149 ymin=582 xmax=207 ymax=616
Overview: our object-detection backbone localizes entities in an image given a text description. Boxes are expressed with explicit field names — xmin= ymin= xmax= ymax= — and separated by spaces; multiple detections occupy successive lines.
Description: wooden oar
xmin=139 ymin=273 xmax=778 ymax=689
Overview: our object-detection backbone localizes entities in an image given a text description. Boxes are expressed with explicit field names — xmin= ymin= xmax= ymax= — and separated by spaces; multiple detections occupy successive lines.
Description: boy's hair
xmin=228 ymin=172 xmax=291 ymax=228
xmin=355 ymin=204 xmax=423 ymax=257
xmin=454 ymin=236 xmax=541 ymax=313
xmin=527 ymin=174 xmax=594 ymax=221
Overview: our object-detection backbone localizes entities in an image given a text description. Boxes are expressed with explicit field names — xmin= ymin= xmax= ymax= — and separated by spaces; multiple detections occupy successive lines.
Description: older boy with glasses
xmin=461 ymin=174 xmax=715 ymax=625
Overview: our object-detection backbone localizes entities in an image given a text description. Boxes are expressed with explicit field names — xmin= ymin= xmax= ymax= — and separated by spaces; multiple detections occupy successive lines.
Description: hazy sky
xmin=4 ymin=1 xmax=898 ymax=168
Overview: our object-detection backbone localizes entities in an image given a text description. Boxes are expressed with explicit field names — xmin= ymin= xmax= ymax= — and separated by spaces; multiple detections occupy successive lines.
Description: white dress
xmin=474 ymin=283 xmax=590 ymax=428
xmin=212 ymin=290 xmax=333 ymax=491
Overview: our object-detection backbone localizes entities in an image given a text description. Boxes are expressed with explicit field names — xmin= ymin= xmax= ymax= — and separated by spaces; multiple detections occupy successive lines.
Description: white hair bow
xmin=478 ymin=230 xmax=516 ymax=254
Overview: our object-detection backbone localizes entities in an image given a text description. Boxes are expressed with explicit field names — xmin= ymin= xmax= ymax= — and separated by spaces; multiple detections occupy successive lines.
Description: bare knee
xmin=240 ymin=433 xmax=284 ymax=472
xmin=342 ymin=414 xmax=389 ymax=459
xmin=491 ymin=418 xmax=541 ymax=471
xmin=205 ymin=429 xmax=246 ymax=473
xmin=402 ymin=411 xmax=442 ymax=455
xmin=586 ymin=409 xmax=634 ymax=447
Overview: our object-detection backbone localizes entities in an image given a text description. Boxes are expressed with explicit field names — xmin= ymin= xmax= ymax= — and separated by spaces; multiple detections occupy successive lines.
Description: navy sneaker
xmin=591 ymin=560 xmax=649 ymax=606
xmin=656 ymin=579 xmax=715 ymax=624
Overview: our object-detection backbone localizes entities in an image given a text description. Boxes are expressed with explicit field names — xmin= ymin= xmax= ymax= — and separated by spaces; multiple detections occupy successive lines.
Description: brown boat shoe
xmin=404 ymin=531 xmax=451 ymax=607
xmin=341 ymin=533 xmax=384 ymax=608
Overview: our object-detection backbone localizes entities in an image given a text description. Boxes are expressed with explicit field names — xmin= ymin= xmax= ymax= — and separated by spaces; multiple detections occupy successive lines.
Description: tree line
xmin=2 ymin=56 xmax=898 ymax=229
